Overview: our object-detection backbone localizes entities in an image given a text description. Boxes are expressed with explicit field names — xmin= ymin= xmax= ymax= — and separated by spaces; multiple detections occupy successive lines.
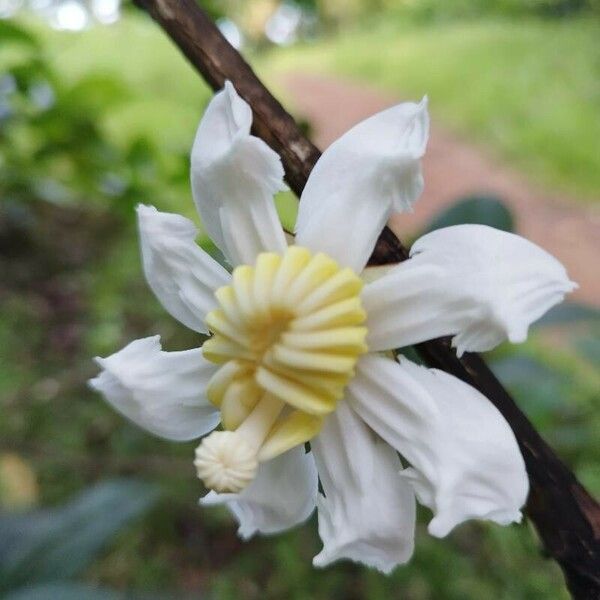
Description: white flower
xmin=89 ymin=81 xmax=576 ymax=573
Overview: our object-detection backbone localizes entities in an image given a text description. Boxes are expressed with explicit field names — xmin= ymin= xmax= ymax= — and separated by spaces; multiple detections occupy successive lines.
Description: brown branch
xmin=131 ymin=0 xmax=600 ymax=596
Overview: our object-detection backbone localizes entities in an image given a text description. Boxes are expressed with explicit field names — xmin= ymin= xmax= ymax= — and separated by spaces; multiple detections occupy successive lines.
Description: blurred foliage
xmin=0 ymin=20 xmax=161 ymax=214
xmin=0 ymin=17 xmax=193 ymax=371
xmin=268 ymin=16 xmax=600 ymax=201
xmin=536 ymin=302 xmax=600 ymax=326
xmin=317 ymin=0 xmax=600 ymax=25
xmin=4 ymin=583 xmax=124 ymax=600
xmin=1 ymin=480 xmax=158 ymax=599
xmin=392 ymin=0 xmax=600 ymax=20
xmin=0 ymin=12 xmax=598 ymax=600
xmin=421 ymin=194 xmax=514 ymax=234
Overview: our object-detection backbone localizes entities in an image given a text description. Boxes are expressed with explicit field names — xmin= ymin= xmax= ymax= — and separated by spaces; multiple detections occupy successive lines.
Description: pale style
xmin=90 ymin=82 xmax=576 ymax=573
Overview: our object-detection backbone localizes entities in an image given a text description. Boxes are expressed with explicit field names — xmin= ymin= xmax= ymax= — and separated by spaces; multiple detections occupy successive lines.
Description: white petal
xmin=363 ymin=224 xmax=577 ymax=354
xmin=137 ymin=205 xmax=230 ymax=333
xmin=89 ymin=336 xmax=220 ymax=441
xmin=295 ymin=98 xmax=428 ymax=273
xmin=349 ymin=354 xmax=529 ymax=538
xmin=311 ymin=401 xmax=415 ymax=573
xmin=191 ymin=81 xmax=287 ymax=265
xmin=201 ymin=446 xmax=317 ymax=539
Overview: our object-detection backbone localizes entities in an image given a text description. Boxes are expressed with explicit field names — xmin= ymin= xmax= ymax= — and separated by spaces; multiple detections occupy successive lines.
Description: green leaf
xmin=4 ymin=583 xmax=122 ymax=600
xmin=274 ymin=190 xmax=298 ymax=231
xmin=62 ymin=74 xmax=132 ymax=115
xmin=534 ymin=302 xmax=600 ymax=327
xmin=199 ymin=237 xmax=230 ymax=271
xmin=0 ymin=22 xmax=40 ymax=50
xmin=422 ymin=195 xmax=515 ymax=234
xmin=575 ymin=335 xmax=600 ymax=367
xmin=395 ymin=346 xmax=425 ymax=365
xmin=0 ymin=480 xmax=159 ymax=592
xmin=490 ymin=355 xmax=565 ymax=415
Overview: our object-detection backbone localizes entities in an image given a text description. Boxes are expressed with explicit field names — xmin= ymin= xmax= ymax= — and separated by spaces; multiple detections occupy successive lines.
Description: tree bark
xmin=132 ymin=0 xmax=600 ymax=595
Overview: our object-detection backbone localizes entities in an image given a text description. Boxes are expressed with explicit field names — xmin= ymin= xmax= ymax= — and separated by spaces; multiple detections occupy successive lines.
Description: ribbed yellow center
xmin=194 ymin=246 xmax=367 ymax=493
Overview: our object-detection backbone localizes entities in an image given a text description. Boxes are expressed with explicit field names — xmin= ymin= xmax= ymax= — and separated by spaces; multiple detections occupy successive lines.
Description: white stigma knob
xmin=194 ymin=431 xmax=258 ymax=493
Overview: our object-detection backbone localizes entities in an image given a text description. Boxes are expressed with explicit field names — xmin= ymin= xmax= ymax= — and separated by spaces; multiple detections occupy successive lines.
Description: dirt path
xmin=281 ymin=73 xmax=600 ymax=306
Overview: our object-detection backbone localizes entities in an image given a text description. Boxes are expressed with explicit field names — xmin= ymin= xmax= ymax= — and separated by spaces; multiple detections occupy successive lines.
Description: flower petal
xmin=191 ymin=81 xmax=287 ymax=265
xmin=89 ymin=336 xmax=220 ymax=441
xmin=138 ymin=205 xmax=230 ymax=333
xmin=363 ymin=224 xmax=577 ymax=354
xmin=311 ymin=401 xmax=415 ymax=573
xmin=295 ymin=98 xmax=428 ymax=273
xmin=201 ymin=446 xmax=317 ymax=539
xmin=348 ymin=354 xmax=528 ymax=538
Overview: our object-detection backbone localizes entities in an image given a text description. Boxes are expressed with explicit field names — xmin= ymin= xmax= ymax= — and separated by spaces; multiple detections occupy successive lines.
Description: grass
xmin=32 ymin=15 xmax=600 ymax=202
xmin=265 ymin=17 xmax=600 ymax=202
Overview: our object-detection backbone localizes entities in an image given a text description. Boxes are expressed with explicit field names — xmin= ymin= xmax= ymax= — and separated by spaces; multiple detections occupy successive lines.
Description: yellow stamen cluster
xmin=194 ymin=246 xmax=367 ymax=493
